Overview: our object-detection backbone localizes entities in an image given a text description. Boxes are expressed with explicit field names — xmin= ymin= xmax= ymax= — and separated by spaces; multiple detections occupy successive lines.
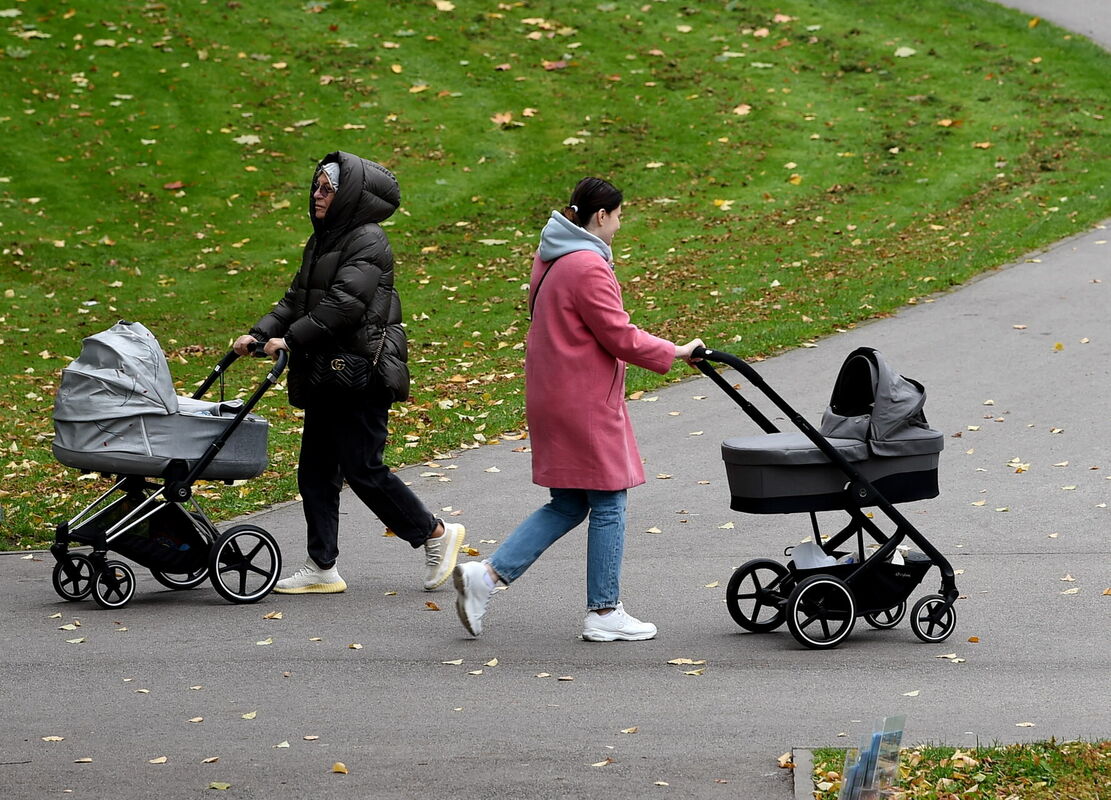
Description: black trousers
xmin=299 ymin=401 xmax=436 ymax=569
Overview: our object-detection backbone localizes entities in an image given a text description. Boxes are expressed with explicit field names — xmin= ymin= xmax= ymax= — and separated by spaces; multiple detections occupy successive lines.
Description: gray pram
xmin=694 ymin=346 xmax=959 ymax=649
xmin=50 ymin=321 xmax=288 ymax=609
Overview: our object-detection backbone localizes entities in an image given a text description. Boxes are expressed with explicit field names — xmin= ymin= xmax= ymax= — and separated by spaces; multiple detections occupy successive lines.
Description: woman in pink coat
xmin=454 ymin=177 xmax=703 ymax=641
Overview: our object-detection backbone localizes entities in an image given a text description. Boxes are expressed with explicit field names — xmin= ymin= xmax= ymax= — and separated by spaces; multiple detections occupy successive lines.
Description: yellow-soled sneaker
xmin=273 ymin=560 xmax=347 ymax=594
xmin=423 ymin=522 xmax=465 ymax=591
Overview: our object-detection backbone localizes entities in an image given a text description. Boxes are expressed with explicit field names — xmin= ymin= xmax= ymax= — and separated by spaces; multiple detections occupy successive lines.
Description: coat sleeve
xmin=572 ymin=259 xmax=675 ymax=374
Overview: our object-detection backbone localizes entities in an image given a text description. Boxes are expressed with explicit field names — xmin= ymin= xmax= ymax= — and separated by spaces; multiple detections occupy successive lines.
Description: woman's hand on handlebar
xmin=262 ymin=337 xmax=289 ymax=358
xmin=675 ymin=338 xmax=706 ymax=365
xmin=232 ymin=335 xmax=258 ymax=356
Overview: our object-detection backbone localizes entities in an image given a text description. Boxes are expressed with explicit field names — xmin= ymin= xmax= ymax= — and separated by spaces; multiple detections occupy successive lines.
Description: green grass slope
xmin=1 ymin=0 xmax=1108 ymax=546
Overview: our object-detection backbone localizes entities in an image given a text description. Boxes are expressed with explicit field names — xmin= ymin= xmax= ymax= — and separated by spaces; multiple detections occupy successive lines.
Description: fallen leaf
xmin=704 ymin=581 xmax=720 ymax=589
xmin=256 ymin=637 xmax=273 ymax=646
xmin=621 ymin=726 xmax=639 ymax=734
xmin=189 ymin=717 xmax=204 ymax=724
xmin=442 ymin=659 xmax=464 ymax=665
xmin=207 ymin=782 xmax=231 ymax=790
xmin=348 ymin=643 xmax=363 ymax=649
xmin=304 ymin=735 xmax=320 ymax=741
xmin=777 ymin=752 xmax=794 ymax=768
xmin=263 ymin=611 xmax=283 ymax=620
xmin=332 ymin=762 xmax=349 ymax=774
xmin=1016 ymin=721 xmax=1036 ymax=727
xmin=274 ymin=741 xmax=290 ymax=749
xmin=74 ymin=758 xmax=93 ymax=764
xmin=41 ymin=736 xmax=64 ymax=742
xmin=241 ymin=711 xmax=257 ymax=720
xmin=426 ymin=601 xmax=441 ymax=611
xmin=202 ymin=757 xmax=220 ymax=764
xmin=149 ymin=756 xmax=168 ymax=764
xmin=484 ymin=658 xmax=499 ymax=667
xmin=903 ymin=690 xmax=921 ymax=697
xmin=591 ymin=757 xmax=615 ymax=767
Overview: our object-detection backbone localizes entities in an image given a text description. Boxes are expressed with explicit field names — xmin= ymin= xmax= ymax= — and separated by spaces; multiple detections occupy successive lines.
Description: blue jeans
xmin=488 ymin=488 xmax=627 ymax=611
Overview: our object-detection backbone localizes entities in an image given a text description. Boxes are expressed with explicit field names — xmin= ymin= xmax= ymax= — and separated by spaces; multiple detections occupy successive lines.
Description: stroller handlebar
xmin=692 ymin=346 xmax=764 ymax=385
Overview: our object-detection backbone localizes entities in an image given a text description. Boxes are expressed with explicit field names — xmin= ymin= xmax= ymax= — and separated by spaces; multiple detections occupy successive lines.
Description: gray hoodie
xmin=536 ymin=211 xmax=612 ymax=265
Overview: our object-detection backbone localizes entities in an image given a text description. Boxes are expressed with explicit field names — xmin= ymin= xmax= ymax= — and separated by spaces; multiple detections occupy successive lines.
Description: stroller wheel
xmin=863 ymin=601 xmax=907 ymax=630
xmin=92 ymin=561 xmax=136 ymax=610
xmin=726 ymin=559 xmax=791 ymax=632
xmin=786 ymin=574 xmax=856 ymax=650
xmin=52 ymin=553 xmax=96 ymax=602
xmin=208 ymin=524 xmax=282 ymax=604
xmin=910 ymin=594 xmax=956 ymax=643
xmin=151 ymin=566 xmax=209 ymax=590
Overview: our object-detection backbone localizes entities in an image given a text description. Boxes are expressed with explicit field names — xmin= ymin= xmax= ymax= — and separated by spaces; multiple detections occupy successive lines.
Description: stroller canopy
xmin=53 ymin=320 xmax=179 ymax=423
xmin=819 ymin=347 xmax=943 ymax=457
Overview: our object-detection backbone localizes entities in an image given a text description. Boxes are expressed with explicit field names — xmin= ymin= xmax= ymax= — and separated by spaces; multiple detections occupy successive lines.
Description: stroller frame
xmin=695 ymin=347 xmax=959 ymax=649
xmin=50 ymin=347 xmax=288 ymax=610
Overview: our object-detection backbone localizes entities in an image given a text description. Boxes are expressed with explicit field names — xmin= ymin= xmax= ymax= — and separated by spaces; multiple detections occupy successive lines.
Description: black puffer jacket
xmin=251 ymin=152 xmax=409 ymax=408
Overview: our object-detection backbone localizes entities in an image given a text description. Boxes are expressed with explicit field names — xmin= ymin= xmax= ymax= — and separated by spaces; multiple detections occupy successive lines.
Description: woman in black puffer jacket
xmin=233 ymin=151 xmax=465 ymax=595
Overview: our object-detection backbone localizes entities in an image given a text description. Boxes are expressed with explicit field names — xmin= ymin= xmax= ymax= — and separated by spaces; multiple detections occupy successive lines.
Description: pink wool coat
xmin=525 ymin=250 xmax=675 ymax=491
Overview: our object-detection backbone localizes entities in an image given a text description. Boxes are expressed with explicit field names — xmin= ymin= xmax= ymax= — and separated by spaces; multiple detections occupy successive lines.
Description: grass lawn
xmin=1 ymin=0 xmax=1109 ymax=547
xmin=811 ymin=739 xmax=1111 ymax=799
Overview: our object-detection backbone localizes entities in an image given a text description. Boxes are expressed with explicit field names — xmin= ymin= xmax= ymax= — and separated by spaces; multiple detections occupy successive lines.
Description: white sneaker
xmin=424 ymin=522 xmax=465 ymax=591
xmin=453 ymin=561 xmax=493 ymax=637
xmin=582 ymin=602 xmax=657 ymax=642
xmin=273 ymin=560 xmax=347 ymax=594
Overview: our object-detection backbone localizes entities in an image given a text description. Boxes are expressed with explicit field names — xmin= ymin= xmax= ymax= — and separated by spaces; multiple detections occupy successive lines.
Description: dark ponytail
xmin=561 ymin=177 xmax=623 ymax=228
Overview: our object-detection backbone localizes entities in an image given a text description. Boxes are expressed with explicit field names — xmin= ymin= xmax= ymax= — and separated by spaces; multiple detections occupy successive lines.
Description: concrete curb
xmin=792 ymin=748 xmax=815 ymax=800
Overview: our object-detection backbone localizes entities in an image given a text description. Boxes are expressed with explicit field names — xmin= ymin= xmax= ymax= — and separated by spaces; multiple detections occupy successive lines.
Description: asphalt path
xmin=3 ymin=2 xmax=1108 ymax=799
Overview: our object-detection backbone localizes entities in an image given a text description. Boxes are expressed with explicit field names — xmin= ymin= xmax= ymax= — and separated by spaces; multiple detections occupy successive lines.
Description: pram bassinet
xmin=721 ymin=347 xmax=944 ymax=513
xmin=52 ymin=321 xmax=268 ymax=480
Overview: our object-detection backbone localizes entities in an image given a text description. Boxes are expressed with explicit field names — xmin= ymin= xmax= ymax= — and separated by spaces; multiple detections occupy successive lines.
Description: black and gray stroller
xmin=49 ymin=321 xmax=287 ymax=609
xmin=694 ymin=346 xmax=958 ymax=649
